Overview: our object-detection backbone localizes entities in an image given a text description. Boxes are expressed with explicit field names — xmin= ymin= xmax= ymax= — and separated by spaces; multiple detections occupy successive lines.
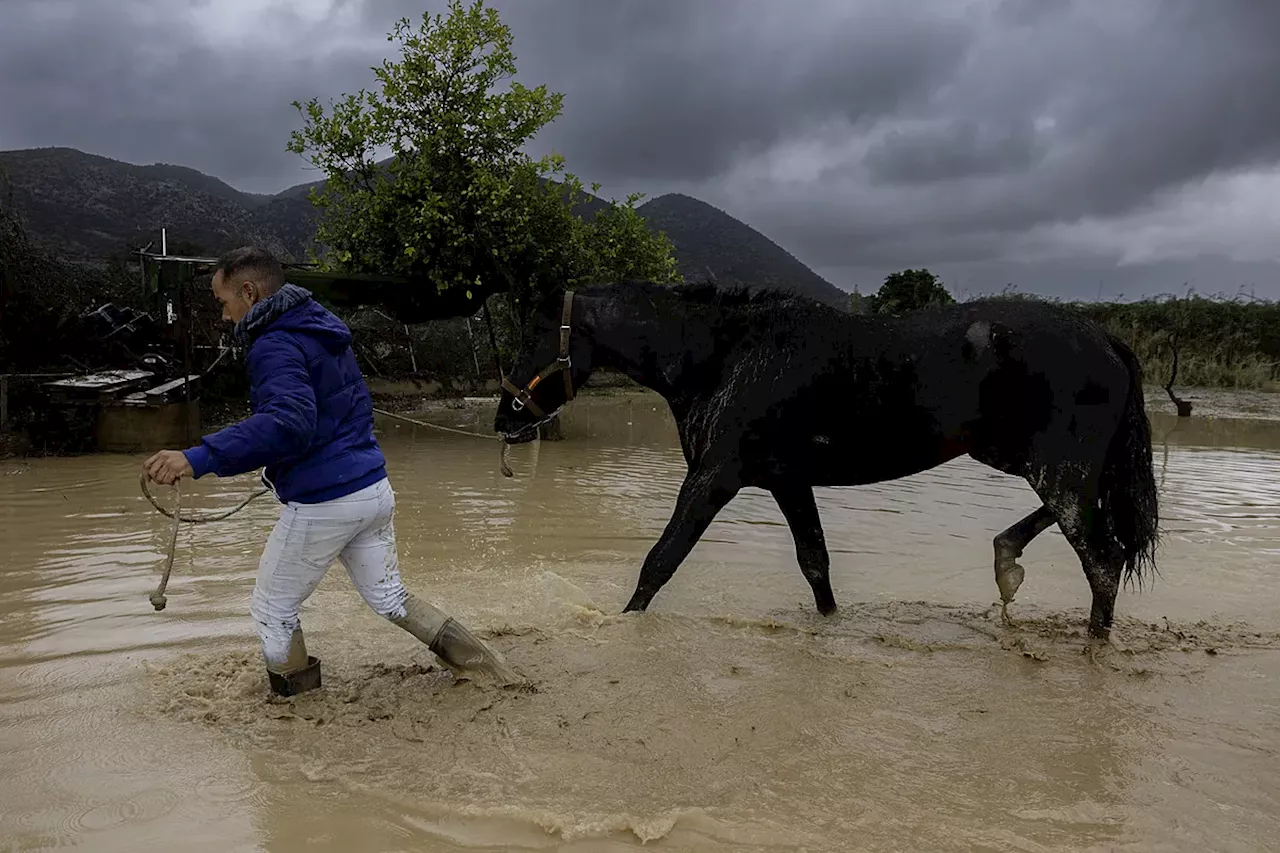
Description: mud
xmin=2 ymin=389 xmax=1280 ymax=851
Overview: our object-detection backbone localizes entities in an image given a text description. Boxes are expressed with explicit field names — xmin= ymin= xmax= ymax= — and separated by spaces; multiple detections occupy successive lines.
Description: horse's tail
xmin=1099 ymin=334 xmax=1161 ymax=590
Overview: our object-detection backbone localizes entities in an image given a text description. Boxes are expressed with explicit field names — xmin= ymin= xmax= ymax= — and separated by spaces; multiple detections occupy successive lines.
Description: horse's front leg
xmin=768 ymin=482 xmax=837 ymax=616
xmin=622 ymin=462 xmax=740 ymax=613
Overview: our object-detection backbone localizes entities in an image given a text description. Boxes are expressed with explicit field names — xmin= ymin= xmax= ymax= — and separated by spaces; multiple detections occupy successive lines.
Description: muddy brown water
xmin=2 ymin=389 xmax=1279 ymax=852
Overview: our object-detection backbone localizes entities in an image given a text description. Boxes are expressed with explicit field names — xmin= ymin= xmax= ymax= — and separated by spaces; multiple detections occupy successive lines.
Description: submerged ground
xmin=2 ymin=388 xmax=1278 ymax=852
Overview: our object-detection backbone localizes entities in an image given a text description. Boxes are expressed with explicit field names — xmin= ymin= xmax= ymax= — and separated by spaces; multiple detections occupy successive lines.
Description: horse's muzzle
xmin=494 ymin=411 xmax=538 ymax=444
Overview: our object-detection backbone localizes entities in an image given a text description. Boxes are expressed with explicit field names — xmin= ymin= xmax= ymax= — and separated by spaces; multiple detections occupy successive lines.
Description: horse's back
xmin=890 ymin=299 xmax=1128 ymax=391
xmin=692 ymin=295 xmax=1132 ymax=483
xmin=797 ymin=299 xmax=1126 ymax=479
xmin=897 ymin=298 xmax=1135 ymax=471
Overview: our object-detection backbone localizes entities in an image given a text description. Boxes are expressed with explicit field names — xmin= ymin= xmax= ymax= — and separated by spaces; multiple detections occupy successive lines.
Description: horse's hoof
xmin=995 ymin=556 xmax=1025 ymax=604
xmin=1000 ymin=601 xmax=1017 ymax=628
xmin=622 ymin=590 xmax=655 ymax=615
xmin=1082 ymin=625 xmax=1113 ymax=663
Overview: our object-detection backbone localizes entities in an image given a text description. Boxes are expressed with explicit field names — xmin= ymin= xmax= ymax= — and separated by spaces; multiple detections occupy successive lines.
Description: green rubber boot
xmin=266 ymin=627 xmax=322 ymax=696
xmin=392 ymin=593 xmax=524 ymax=686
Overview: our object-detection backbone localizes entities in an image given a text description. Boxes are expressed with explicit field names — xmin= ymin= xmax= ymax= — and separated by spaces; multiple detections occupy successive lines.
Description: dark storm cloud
xmin=862 ymin=119 xmax=1047 ymax=185
xmin=3 ymin=0 xmax=1280 ymax=297
xmin=0 ymin=0 xmax=376 ymax=192
xmin=994 ymin=0 xmax=1074 ymax=28
xmin=1029 ymin=0 xmax=1280 ymax=220
xmin=509 ymin=3 xmax=973 ymax=184
xmin=355 ymin=1 xmax=974 ymax=183
xmin=703 ymin=0 xmax=1280 ymax=294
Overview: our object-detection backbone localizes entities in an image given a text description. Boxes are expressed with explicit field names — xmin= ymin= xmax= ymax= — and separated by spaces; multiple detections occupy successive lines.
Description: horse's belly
xmin=806 ymin=448 xmax=959 ymax=486
xmin=757 ymin=418 xmax=969 ymax=487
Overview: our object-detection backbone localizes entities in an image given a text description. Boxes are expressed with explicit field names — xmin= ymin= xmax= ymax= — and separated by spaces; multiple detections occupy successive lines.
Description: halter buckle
xmin=502 ymin=290 xmax=575 ymax=419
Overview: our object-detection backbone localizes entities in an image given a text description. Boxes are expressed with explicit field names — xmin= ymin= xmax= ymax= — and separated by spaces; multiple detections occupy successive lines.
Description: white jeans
xmin=250 ymin=477 xmax=409 ymax=667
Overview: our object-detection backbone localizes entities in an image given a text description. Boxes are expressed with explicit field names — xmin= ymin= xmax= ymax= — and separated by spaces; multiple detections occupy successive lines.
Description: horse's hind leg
xmin=1057 ymin=501 xmax=1122 ymax=644
xmin=769 ymin=483 xmax=837 ymax=616
xmin=1027 ymin=468 xmax=1123 ymax=643
xmin=993 ymin=505 xmax=1057 ymax=625
xmin=622 ymin=463 xmax=741 ymax=614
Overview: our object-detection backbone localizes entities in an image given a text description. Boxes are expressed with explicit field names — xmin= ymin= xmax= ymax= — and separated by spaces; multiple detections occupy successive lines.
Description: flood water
xmin=2 ymin=389 xmax=1279 ymax=852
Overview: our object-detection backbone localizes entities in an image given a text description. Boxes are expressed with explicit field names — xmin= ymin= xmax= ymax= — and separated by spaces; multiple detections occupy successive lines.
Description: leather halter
xmin=500 ymin=290 xmax=575 ymax=420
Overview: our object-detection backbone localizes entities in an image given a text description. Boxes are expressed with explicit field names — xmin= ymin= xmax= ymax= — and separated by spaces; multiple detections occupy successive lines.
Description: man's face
xmin=211 ymin=270 xmax=260 ymax=324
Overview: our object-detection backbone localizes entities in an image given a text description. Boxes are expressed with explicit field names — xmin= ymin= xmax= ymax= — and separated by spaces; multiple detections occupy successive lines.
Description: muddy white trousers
xmin=250 ymin=477 xmax=410 ymax=668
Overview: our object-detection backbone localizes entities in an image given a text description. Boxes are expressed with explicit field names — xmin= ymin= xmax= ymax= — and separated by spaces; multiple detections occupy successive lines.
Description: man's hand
xmin=144 ymin=450 xmax=194 ymax=486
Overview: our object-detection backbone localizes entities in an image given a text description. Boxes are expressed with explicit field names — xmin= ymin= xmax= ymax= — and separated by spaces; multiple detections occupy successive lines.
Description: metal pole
xmin=404 ymin=324 xmax=418 ymax=374
xmin=165 ymin=260 xmax=194 ymax=446
xmin=465 ymin=316 xmax=481 ymax=376
xmin=182 ymin=273 xmax=194 ymax=446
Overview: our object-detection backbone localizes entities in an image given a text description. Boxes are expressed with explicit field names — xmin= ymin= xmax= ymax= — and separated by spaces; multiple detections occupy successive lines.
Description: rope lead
xmin=142 ymin=406 xmax=520 ymax=609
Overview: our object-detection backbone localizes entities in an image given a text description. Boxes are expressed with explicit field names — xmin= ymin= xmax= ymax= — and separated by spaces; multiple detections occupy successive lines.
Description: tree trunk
xmin=1164 ymin=334 xmax=1192 ymax=417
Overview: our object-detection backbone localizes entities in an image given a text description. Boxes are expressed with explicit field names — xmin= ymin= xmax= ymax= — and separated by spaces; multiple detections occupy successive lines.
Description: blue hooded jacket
xmin=182 ymin=283 xmax=387 ymax=504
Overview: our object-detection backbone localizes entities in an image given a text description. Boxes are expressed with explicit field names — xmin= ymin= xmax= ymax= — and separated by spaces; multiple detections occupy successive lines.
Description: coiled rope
xmin=142 ymin=406 xmax=518 ymax=609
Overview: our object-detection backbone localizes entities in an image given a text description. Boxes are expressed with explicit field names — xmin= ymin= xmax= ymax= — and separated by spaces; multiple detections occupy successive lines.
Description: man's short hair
xmin=215 ymin=245 xmax=285 ymax=294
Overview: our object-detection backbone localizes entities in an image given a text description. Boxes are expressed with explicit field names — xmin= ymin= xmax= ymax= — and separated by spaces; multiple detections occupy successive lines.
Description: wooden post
xmin=482 ymin=300 xmax=503 ymax=377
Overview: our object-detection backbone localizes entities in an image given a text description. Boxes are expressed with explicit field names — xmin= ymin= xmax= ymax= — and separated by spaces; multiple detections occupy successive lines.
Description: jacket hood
xmin=233 ymin=283 xmax=352 ymax=353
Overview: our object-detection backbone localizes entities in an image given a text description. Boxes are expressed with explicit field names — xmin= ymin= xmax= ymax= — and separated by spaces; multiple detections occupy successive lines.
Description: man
xmin=143 ymin=245 xmax=520 ymax=693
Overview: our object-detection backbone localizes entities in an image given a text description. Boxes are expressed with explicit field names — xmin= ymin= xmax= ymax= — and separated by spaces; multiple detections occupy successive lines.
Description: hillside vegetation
xmin=4 ymin=149 xmax=1278 ymax=394
xmin=0 ymin=146 xmax=848 ymax=309
xmin=1071 ymin=296 xmax=1280 ymax=389
xmin=634 ymin=194 xmax=849 ymax=308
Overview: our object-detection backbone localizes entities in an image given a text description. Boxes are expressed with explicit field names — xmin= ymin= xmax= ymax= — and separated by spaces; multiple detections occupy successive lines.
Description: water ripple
xmin=3 ymin=397 xmax=1280 ymax=852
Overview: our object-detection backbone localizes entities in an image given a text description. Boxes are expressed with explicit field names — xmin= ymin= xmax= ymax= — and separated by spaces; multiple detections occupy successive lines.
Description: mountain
xmin=634 ymin=193 xmax=849 ymax=309
xmin=0 ymin=146 xmax=848 ymax=308
xmin=0 ymin=147 xmax=291 ymax=259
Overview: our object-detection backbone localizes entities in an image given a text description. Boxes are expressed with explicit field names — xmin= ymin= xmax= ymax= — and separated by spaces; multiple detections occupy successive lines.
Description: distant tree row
xmin=848 ymin=268 xmax=955 ymax=316
xmin=850 ymin=266 xmax=1280 ymax=401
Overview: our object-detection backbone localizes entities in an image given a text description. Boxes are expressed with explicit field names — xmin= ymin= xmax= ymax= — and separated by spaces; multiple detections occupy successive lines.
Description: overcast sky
xmin=3 ymin=0 xmax=1280 ymax=299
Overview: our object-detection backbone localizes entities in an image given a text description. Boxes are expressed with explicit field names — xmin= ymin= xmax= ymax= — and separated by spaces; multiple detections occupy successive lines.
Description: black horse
xmin=493 ymin=281 xmax=1160 ymax=641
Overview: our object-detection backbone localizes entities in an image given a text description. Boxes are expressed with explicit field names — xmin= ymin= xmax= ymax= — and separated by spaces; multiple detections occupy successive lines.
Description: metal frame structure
xmin=132 ymin=243 xmax=497 ymax=385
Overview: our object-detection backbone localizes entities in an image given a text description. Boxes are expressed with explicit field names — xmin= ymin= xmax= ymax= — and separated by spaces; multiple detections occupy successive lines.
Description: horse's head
xmin=493 ymin=288 xmax=593 ymax=443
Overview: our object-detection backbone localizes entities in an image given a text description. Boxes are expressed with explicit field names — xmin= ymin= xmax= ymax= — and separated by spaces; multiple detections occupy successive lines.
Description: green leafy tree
xmin=286 ymin=0 xmax=679 ymax=321
xmin=869 ymin=268 xmax=954 ymax=315
xmin=585 ymin=190 xmax=682 ymax=282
